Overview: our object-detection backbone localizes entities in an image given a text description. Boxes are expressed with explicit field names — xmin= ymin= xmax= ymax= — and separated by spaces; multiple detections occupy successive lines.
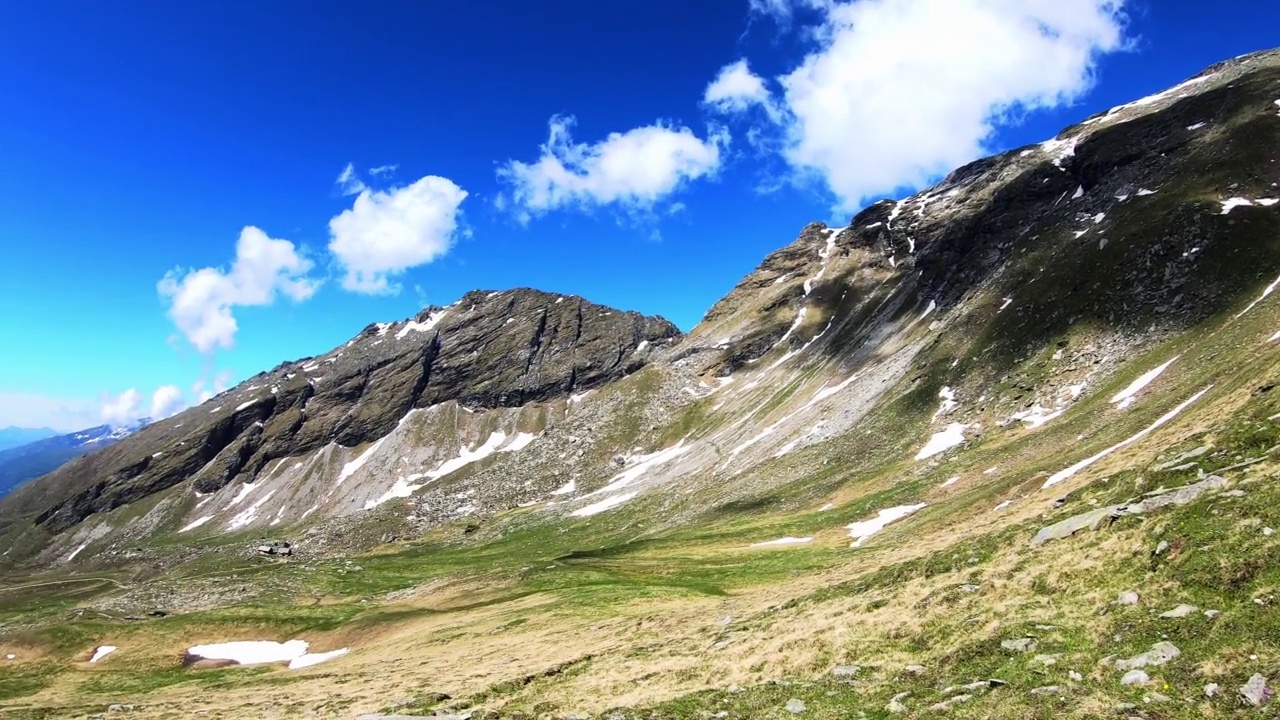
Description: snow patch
xmin=395 ymin=309 xmax=448 ymax=339
xmin=751 ymin=537 xmax=812 ymax=547
xmin=90 ymin=646 xmax=117 ymax=663
xmin=336 ymin=437 xmax=388 ymax=486
xmin=596 ymin=441 xmax=691 ymax=495
xmin=571 ymin=491 xmax=638 ymax=517
xmin=1187 ymin=122 xmax=1206 ymax=131
xmin=932 ymin=387 xmax=958 ymax=420
xmin=499 ymin=432 xmax=537 ymax=453
xmin=550 ymin=479 xmax=577 ymax=496
xmin=185 ymin=640 xmax=348 ymax=670
xmin=228 ymin=490 xmax=276 ymax=530
xmin=1071 ymin=185 xmax=1084 ymax=200
xmin=179 ymin=515 xmax=214 ymax=533
xmin=940 ymin=476 xmax=960 ymax=488
xmin=65 ymin=542 xmax=89 ymax=562
xmin=846 ymin=504 xmax=927 ymax=547
xmin=999 ymin=297 xmax=1013 ymax=311
xmin=1235 ymin=272 xmax=1280 ymax=319
xmin=1110 ymin=357 xmax=1177 ymax=410
xmin=234 ymin=399 xmax=259 ymax=412
xmin=1010 ymin=405 xmax=1065 ymax=429
xmin=915 ymin=423 xmax=968 ymax=460
xmin=1044 ymin=387 xmax=1213 ymax=488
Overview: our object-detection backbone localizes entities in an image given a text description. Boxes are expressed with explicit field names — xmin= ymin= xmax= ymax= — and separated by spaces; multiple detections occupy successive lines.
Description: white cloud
xmin=149 ymin=385 xmax=187 ymax=420
xmin=704 ymin=60 xmax=774 ymax=114
xmin=336 ymin=162 xmax=368 ymax=195
xmin=158 ymin=227 xmax=319 ymax=353
xmin=100 ymin=389 xmax=142 ymax=427
xmin=327 ymin=175 xmax=469 ymax=295
xmin=192 ymin=371 xmax=233 ymax=404
xmin=730 ymin=0 xmax=1128 ymax=211
xmin=498 ymin=115 xmax=726 ymax=218
xmin=0 ymin=393 xmax=100 ymax=433
xmin=369 ymin=164 xmax=399 ymax=177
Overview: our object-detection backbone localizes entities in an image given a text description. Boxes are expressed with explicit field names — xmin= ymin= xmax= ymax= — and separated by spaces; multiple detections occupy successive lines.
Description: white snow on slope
xmin=940 ymin=476 xmax=960 ymax=488
xmin=773 ymin=421 xmax=826 ymax=459
xmin=999 ymin=297 xmax=1013 ymax=311
xmin=1010 ymin=405 xmax=1065 ymax=429
xmin=65 ymin=542 xmax=89 ymax=562
xmin=186 ymin=640 xmax=349 ymax=670
xmin=90 ymin=646 xmax=117 ymax=663
xmin=289 ymin=648 xmax=349 ymax=669
xmin=596 ymin=441 xmax=691 ymax=495
xmin=847 ymin=504 xmax=927 ymax=547
xmin=1044 ymin=386 xmax=1213 ymax=489
xmin=396 ymin=309 xmax=448 ymax=339
xmin=1222 ymin=197 xmax=1278 ymax=214
xmin=499 ymin=432 xmax=537 ymax=453
xmin=234 ymin=399 xmax=259 ymax=412
xmin=1136 ymin=188 xmax=1157 ymax=196
xmin=228 ymin=490 xmax=276 ymax=531
xmin=1039 ymin=136 xmax=1078 ymax=168
xmin=1110 ymin=357 xmax=1177 ymax=410
xmin=337 ymin=437 xmax=388 ymax=486
xmin=1235 ymin=272 xmax=1280 ymax=319
xmin=225 ymin=481 xmax=258 ymax=509
xmin=365 ymin=431 xmax=513 ymax=510
xmin=178 ymin=515 xmax=214 ymax=533
xmin=804 ymin=374 xmax=860 ymax=410
xmin=751 ymin=537 xmax=813 ymax=547
xmin=550 ymin=479 xmax=576 ymax=496
xmin=571 ymin=491 xmax=638 ymax=517
xmin=932 ymin=387 xmax=958 ymax=420
xmin=915 ymin=423 xmax=968 ymax=460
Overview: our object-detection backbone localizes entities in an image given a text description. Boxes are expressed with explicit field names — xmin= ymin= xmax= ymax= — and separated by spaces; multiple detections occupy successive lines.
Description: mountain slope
xmin=0 ymin=423 xmax=143 ymax=500
xmin=2 ymin=49 xmax=1280 ymax=720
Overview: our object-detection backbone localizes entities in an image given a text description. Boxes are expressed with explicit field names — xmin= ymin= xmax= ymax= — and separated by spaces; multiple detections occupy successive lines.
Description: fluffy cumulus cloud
xmin=729 ymin=0 xmax=1128 ymax=211
xmin=99 ymin=389 xmax=141 ymax=427
xmin=498 ymin=115 xmax=727 ymax=219
xmin=149 ymin=385 xmax=187 ymax=420
xmin=158 ymin=227 xmax=319 ymax=353
xmin=327 ymin=171 xmax=469 ymax=294
xmin=704 ymin=60 xmax=774 ymax=114
xmin=99 ymin=386 xmax=190 ymax=427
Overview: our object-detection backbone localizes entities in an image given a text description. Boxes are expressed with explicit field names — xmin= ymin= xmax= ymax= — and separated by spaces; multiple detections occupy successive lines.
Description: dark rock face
xmin=0 ymin=288 xmax=679 ymax=535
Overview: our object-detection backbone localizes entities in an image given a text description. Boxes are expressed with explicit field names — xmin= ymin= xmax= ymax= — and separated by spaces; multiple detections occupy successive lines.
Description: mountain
xmin=2 ymin=50 xmax=1280 ymax=719
xmin=0 ymin=426 xmax=58 ymax=452
xmin=0 ymin=422 xmax=147 ymax=500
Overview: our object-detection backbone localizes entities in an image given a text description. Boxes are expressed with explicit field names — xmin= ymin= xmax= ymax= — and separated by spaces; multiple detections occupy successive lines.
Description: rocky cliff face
xmin=0 ymin=289 xmax=679 ymax=542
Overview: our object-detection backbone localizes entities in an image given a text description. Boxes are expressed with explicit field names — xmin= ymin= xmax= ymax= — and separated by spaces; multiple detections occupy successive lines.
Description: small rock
xmin=1032 ymin=654 xmax=1060 ymax=666
xmin=1147 ymin=692 xmax=1172 ymax=703
xmin=1116 ymin=642 xmax=1181 ymax=671
xmin=714 ymin=713 xmax=728 ymax=719
xmin=1002 ymin=637 xmax=1037 ymax=653
xmin=1030 ymin=685 xmax=1061 ymax=695
xmin=1114 ymin=591 xmax=1140 ymax=606
xmin=1204 ymin=609 xmax=1221 ymax=619
xmin=1205 ymin=682 xmax=1220 ymax=697
xmin=715 ymin=615 xmax=733 ymax=627
xmin=904 ymin=664 xmax=927 ymax=675
xmin=1121 ymin=670 xmax=1150 ymax=686
xmin=831 ymin=665 xmax=859 ymax=678
xmin=1240 ymin=673 xmax=1269 ymax=707
xmin=928 ymin=694 xmax=971 ymax=711
xmin=726 ymin=684 xmax=744 ymax=694
xmin=886 ymin=692 xmax=910 ymax=714
xmin=1069 ymin=670 xmax=1084 ymax=682
xmin=784 ymin=698 xmax=806 ymax=714
xmin=1159 ymin=604 xmax=1198 ymax=618
xmin=1264 ymin=527 xmax=1275 ymax=537
xmin=1154 ymin=540 xmax=1170 ymax=555
xmin=960 ymin=584 xmax=981 ymax=592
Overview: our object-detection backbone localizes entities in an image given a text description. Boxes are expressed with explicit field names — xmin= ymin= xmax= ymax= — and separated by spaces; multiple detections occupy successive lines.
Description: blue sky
xmin=2 ymin=0 xmax=1278 ymax=431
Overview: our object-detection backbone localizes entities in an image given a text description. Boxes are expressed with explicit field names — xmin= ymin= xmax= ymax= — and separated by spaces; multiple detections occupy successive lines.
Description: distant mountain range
xmin=0 ymin=421 xmax=147 ymax=499
xmin=0 ymin=426 xmax=58 ymax=452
